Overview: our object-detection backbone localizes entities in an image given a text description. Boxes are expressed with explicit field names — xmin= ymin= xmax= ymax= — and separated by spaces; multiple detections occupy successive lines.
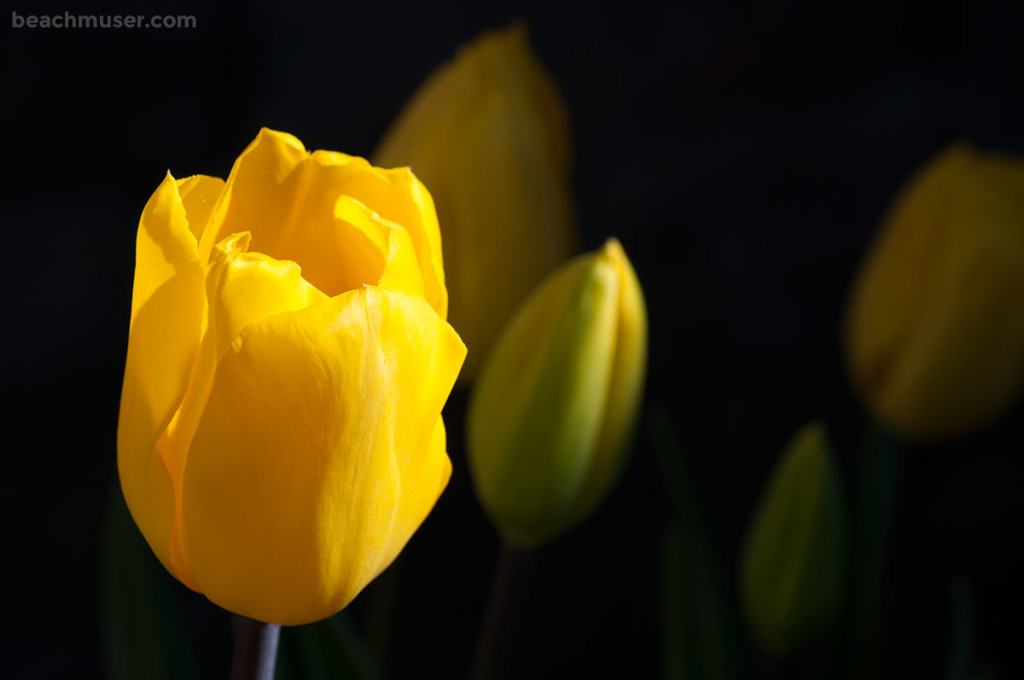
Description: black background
xmin=3 ymin=1 xmax=1024 ymax=678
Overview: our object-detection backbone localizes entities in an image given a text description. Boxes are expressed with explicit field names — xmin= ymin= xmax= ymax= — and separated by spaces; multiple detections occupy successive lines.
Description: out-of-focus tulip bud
xmin=118 ymin=129 xmax=465 ymax=626
xmin=374 ymin=24 xmax=576 ymax=382
xmin=739 ymin=421 xmax=849 ymax=657
xmin=467 ymin=239 xmax=647 ymax=547
xmin=845 ymin=143 xmax=1024 ymax=442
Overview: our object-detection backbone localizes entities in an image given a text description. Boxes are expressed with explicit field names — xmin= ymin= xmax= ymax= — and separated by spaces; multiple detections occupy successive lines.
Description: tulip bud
xmin=845 ymin=143 xmax=1024 ymax=442
xmin=374 ymin=24 xmax=576 ymax=382
xmin=467 ymin=239 xmax=647 ymax=547
xmin=739 ymin=421 xmax=849 ymax=657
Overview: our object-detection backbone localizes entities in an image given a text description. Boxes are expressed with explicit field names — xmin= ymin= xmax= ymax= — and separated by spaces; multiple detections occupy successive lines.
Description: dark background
xmin=3 ymin=1 xmax=1024 ymax=678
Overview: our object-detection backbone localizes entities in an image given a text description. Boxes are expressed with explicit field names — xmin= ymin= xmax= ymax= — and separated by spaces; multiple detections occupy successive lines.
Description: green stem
xmin=848 ymin=418 xmax=900 ymax=677
xmin=231 ymin=615 xmax=281 ymax=680
xmin=650 ymin=409 xmax=742 ymax=680
xmin=470 ymin=541 xmax=536 ymax=680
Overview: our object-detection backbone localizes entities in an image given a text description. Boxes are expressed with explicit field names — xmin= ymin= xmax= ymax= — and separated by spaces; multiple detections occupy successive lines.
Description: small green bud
xmin=739 ymin=421 xmax=849 ymax=656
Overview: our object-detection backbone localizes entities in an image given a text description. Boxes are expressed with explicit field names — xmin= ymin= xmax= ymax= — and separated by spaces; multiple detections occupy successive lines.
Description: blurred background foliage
xmin=3 ymin=0 xmax=1024 ymax=678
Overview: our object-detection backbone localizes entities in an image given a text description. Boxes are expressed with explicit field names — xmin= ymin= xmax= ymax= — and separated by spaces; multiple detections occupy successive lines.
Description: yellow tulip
xmin=374 ymin=24 xmax=576 ymax=382
xmin=845 ymin=142 xmax=1024 ymax=442
xmin=467 ymin=239 xmax=647 ymax=547
xmin=117 ymin=129 xmax=466 ymax=625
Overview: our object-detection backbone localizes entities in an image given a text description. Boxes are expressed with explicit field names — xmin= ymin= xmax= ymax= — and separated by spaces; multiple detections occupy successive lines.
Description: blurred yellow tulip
xmin=467 ymin=239 xmax=647 ymax=547
xmin=845 ymin=142 xmax=1024 ymax=442
xmin=118 ymin=129 xmax=465 ymax=625
xmin=374 ymin=24 xmax=576 ymax=382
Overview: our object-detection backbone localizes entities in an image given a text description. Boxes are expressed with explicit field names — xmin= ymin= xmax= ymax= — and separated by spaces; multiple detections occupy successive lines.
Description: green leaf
xmin=99 ymin=470 xmax=199 ymax=680
xmin=738 ymin=420 xmax=849 ymax=657
xmin=276 ymin=613 xmax=381 ymax=680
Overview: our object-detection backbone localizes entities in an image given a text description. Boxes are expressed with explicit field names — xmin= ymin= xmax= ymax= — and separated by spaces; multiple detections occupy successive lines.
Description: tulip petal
xmin=198 ymin=129 xmax=444 ymax=308
xmin=197 ymin=129 xmax=308 ymax=264
xmin=332 ymin=165 xmax=447 ymax=318
xmin=200 ymin=130 xmax=362 ymax=295
xmin=569 ymin=240 xmax=648 ymax=524
xmin=470 ymin=24 xmax=570 ymax=171
xmin=334 ymin=195 xmax=427 ymax=303
xmin=156 ymin=232 xmax=329 ymax=588
xmin=375 ymin=416 xmax=453 ymax=573
xmin=182 ymin=287 xmax=465 ymax=625
xmin=205 ymin=232 xmax=329 ymax=359
xmin=176 ymin=175 xmax=225 ymax=243
xmin=118 ymin=173 xmax=205 ymax=573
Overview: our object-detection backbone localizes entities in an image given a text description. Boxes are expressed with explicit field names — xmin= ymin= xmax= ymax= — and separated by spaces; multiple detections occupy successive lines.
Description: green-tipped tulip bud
xmin=467 ymin=239 xmax=647 ymax=547
xmin=739 ymin=421 xmax=849 ymax=657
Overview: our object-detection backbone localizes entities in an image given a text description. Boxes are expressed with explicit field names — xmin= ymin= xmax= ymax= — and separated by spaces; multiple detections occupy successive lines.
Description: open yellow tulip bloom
xmin=845 ymin=143 xmax=1024 ymax=442
xmin=117 ymin=129 xmax=466 ymax=625
xmin=467 ymin=239 xmax=647 ymax=547
xmin=375 ymin=24 xmax=576 ymax=382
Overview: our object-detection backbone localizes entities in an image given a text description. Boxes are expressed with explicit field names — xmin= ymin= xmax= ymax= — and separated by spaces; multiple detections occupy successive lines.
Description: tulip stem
xmin=230 ymin=615 xmax=280 ymax=680
xmin=470 ymin=541 xmax=536 ymax=680
xmin=847 ymin=418 xmax=900 ymax=677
